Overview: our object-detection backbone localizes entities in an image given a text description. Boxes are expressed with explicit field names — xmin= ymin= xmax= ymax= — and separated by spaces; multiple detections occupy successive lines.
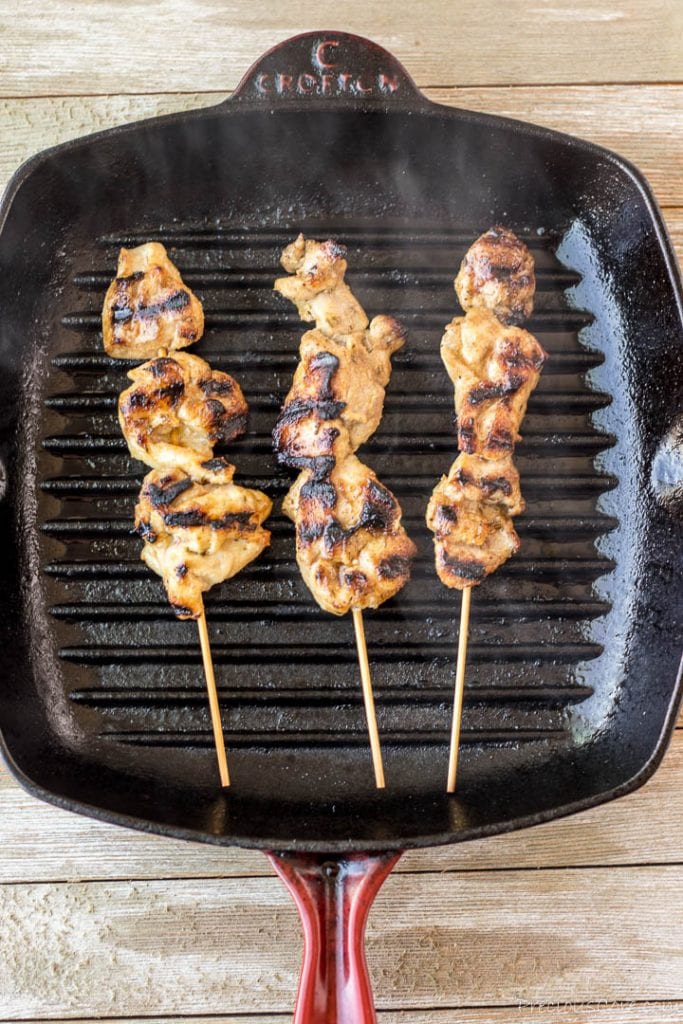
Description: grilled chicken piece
xmin=103 ymin=242 xmax=204 ymax=359
xmin=455 ymin=226 xmax=535 ymax=325
xmin=432 ymin=452 xmax=524 ymax=517
xmin=428 ymin=228 xmax=546 ymax=589
xmin=135 ymin=468 xmax=272 ymax=619
xmin=274 ymin=235 xmax=416 ymax=615
xmin=273 ymin=316 xmax=405 ymax=458
xmin=275 ymin=234 xmax=368 ymax=337
xmin=283 ymin=456 xmax=416 ymax=616
xmin=426 ymin=454 xmax=521 ymax=588
xmin=441 ymin=308 xmax=547 ymax=459
xmin=119 ymin=351 xmax=248 ymax=482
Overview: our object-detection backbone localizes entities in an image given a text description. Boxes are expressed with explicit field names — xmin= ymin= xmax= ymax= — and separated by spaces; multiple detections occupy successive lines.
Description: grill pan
xmin=0 ymin=31 xmax=682 ymax=1023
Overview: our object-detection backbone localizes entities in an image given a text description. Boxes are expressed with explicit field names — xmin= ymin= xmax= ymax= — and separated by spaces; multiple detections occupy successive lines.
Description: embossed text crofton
xmin=0 ymin=31 xmax=682 ymax=1024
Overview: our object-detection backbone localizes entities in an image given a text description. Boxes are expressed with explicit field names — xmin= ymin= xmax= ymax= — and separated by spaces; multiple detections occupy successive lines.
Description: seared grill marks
xmin=272 ymin=234 xmax=416 ymax=616
xmin=427 ymin=227 xmax=548 ymax=588
xmin=104 ymin=242 xmax=270 ymax=783
xmin=106 ymin=243 xmax=272 ymax=621
xmin=119 ymin=351 xmax=249 ymax=483
xmin=427 ymin=227 xmax=548 ymax=795
xmin=454 ymin=224 xmax=536 ymax=326
xmin=103 ymin=242 xmax=204 ymax=359
xmin=135 ymin=467 xmax=271 ymax=618
xmin=112 ymin=288 xmax=190 ymax=325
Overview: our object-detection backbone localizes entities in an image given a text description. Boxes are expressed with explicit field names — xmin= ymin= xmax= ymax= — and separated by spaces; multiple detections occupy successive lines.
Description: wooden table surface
xmin=1 ymin=2 xmax=682 ymax=1021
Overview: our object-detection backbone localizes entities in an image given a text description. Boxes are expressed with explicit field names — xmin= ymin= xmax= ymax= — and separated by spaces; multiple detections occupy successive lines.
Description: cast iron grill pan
xmin=0 ymin=33 xmax=681 ymax=853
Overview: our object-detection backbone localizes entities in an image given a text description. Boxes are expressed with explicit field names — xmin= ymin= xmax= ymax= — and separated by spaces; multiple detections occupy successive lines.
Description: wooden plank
xmin=0 ymin=0 xmax=682 ymax=95
xmin=0 ymin=867 xmax=682 ymax=1017
xmin=11 ymin=1007 xmax=682 ymax=1024
xmin=378 ymin=1010 xmax=683 ymax=1024
xmin=1 ymin=86 xmax=683 ymax=207
xmin=1 ymin=731 xmax=682 ymax=883
xmin=10 ymin=1006 xmax=683 ymax=1024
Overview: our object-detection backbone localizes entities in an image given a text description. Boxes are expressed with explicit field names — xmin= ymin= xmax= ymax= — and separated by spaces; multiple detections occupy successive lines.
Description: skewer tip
xmin=196 ymin=599 xmax=231 ymax=788
xmin=446 ymin=585 xmax=472 ymax=794
xmin=352 ymin=608 xmax=386 ymax=790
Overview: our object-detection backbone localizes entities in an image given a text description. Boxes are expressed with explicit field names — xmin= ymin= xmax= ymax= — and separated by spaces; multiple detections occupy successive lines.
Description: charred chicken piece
xmin=119 ymin=351 xmax=248 ymax=482
xmin=426 ymin=453 xmax=522 ymax=588
xmin=432 ymin=452 xmax=524 ymax=516
xmin=135 ymin=468 xmax=272 ymax=620
xmin=283 ymin=456 xmax=416 ymax=616
xmin=273 ymin=316 xmax=405 ymax=459
xmin=455 ymin=225 xmax=536 ymax=325
xmin=103 ymin=242 xmax=204 ymax=359
xmin=274 ymin=235 xmax=416 ymax=615
xmin=428 ymin=228 xmax=546 ymax=589
xmin=441 ymin=308 xmax=547 ymax=459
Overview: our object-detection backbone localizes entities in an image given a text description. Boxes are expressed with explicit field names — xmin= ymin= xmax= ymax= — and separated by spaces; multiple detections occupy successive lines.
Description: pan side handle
xmin=268 ymin=849 xmax=401 ymax=1024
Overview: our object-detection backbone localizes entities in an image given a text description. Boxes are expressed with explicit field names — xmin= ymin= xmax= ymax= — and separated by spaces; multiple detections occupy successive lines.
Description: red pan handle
xmin=268 ymin=850 xmax=401 ymax=1023
xmin=231 ymin=31 xmax=427 ymax=108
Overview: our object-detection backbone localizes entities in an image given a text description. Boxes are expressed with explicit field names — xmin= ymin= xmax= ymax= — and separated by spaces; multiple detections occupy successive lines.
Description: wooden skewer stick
xmin=196 ymin=596 xmax=230 ymax=788
xmin=447 ymin=585 xmax=472 ymax=794
xmin=352 ymin=608 xmax=386 ymax=789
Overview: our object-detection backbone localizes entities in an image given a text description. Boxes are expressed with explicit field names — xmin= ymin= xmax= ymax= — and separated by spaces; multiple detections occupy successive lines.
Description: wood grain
xmin=2 ymin=86 xmax=683 ymax=207
xmin=1 ymin=868 xmax=682 ymax=1017
xmin=27 ymin=1007 xmax=683 ymax=1024
xmin=0 ymin=0 xmax=682 ymax=95
xmin=378 ymin=1010 xmax=683 ymax=1024
xmin=1 ymin=730 xmax=682 ymax=883
xmin=18 ymin=1007 xmax=683 ymax=1024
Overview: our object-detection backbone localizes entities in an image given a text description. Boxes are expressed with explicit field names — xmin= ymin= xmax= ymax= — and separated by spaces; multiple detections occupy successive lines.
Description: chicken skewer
xmin=273 ymin=235 xmax=416 ymax=787
xmin=103 ymin=243 xmax=272 ymax=786
xmin=426 ymin=227 xmax=548 ymax=792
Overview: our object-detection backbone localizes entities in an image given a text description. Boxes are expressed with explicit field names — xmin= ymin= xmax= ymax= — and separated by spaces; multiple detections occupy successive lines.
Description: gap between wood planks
xmin=0 ymin=860 xmax=682 ymax=890
xmin=2 ymin=1000 xmax=683 ymax=1023
xmin=3 ymin=79 xmax=683 ymax=98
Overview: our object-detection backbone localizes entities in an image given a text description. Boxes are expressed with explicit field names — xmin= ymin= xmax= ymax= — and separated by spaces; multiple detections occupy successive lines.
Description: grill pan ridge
xmin=0 ymin=32 xmax=681 ymax=856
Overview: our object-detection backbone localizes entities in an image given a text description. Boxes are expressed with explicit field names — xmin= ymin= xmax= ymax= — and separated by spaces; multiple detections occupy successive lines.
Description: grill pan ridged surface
xmin=41 ymin=229 xmax=610 ymax=779
xmin=1 ymin=38 xmax=681 ymax=849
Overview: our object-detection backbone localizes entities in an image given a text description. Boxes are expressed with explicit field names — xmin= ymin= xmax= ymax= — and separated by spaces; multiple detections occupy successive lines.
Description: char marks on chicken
xmin=441 ymin=309 xmax=546 ymax=459
xmin=119 ymin=351 xmax=248 ymax=483
xmin=103 ymin=242 xmax=204 ymax=359
xmin=454 ymin=225 xmax=536 ymax=326
xmin=135 ymin=468 xmax=272 ymax=619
